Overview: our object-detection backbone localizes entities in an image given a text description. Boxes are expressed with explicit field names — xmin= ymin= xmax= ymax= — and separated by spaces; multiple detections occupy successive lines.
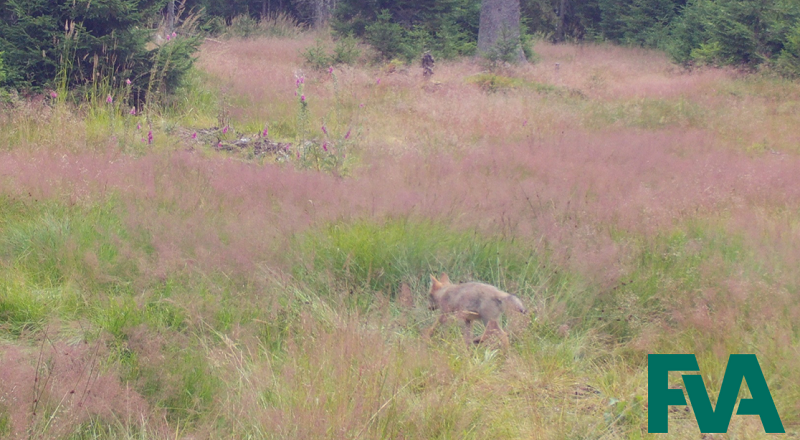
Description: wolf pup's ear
xmin=439 ymin=273 xmax=451 ymax=284
xmin=430 ymin=274 xmax=442 ymax=291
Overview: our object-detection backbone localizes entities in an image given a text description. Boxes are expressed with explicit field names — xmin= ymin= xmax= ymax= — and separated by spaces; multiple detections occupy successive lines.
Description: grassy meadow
xmin=1 ymin=30 xmax=800 ymax=439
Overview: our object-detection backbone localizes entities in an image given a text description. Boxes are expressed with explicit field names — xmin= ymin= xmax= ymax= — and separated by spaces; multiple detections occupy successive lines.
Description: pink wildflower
xmin=171 ymin=32 xmax=177 ymax=39
xmin=376 ymin=78 xmax=380 ymax=85
xmin=166 ymin=34 xmax=171 ymax=41
xmin=301 ymin=94 xmax=305 ymax=102
xmin=321 ymin=125 xmax=327 ymax=135
xmin=106 ymin=95 xmax=113 ymax=104
xmin=222 ymin=125 xmax=229 ymax=134
xmin=129 ymin=107 xmax=136 ymax=115
xmin=126 ymin=79 xmax=131 ymax=85
xmin=359 ymin=103 xmax=364 ymax=108
xmin=191 ymin=132 xmax=197 ymax=139
xmin=262 ymin=127 xmax=268 ymax=137
xmin=50 ymin=91 xmax=58 ymax=99
xmin=523 ymin=119 xmax=527 ymax=126
xmin=147 ymin=130 xmax=153 ymax=144
xmin=328 ymin=67 xmax=333 ymax=74
xmin=322 ymin=142 xmax=328 ymax=152
xmin=344 ymin=129 xmax=351 ymax=140
xmin=137 ymin=123 xmax=141 ymax=130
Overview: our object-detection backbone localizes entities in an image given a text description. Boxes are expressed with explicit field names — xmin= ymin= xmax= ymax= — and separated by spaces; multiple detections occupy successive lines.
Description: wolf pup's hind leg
xmin=474 ymin=320 xmax=510 ymax=348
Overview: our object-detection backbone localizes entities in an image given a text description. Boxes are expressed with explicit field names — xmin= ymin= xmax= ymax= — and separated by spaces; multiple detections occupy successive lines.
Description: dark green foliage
xmin=777 ymin=23 xmax=800 ymax=76
xmin=482 ymin=26 xmax=525 ymax=67
xmin=182 ymin=0 xmax=314 ymax=29
xmin=143 ymin=32 xmax=202 ymax=100
xmin=517 ymin=0 xmax=800 ymax=74
xmin=0 ymin=0 xmax=200 ymax=96
xmin=333 ymin=0 xmax=479 ymax=61
xmin=302 ymin=34 xmax=362 ymax=70
xmin=0 ymin=51 xmax=6 ymax=85
xmin=363 ymin=10 xmax=411 ymax=60
xmin=668 ymin=0 xmax=800 ymax=67
xmin=598 ymin=0 xmax=685 ymax=46
xmin=4 ymin=0 xmax=800 ymax=84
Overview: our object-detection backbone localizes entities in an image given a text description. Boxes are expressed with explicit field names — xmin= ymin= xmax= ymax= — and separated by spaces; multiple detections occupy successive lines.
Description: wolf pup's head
xmin=428 ymin=273 xmax=451 ymax=310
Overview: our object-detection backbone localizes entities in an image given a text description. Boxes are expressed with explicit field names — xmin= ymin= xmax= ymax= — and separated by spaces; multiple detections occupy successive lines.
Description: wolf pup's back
xmin=437 ymin=282 xmax=525 ymax=321
xmin=427 ymin=274 xmax=527 ymax=347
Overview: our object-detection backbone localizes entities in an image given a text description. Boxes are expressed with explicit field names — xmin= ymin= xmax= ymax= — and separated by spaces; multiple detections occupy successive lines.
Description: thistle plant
xmin=295 ymin=73 xmax=311 ymax=162
xmin=293 ymin=69 xmax=354 ymax=175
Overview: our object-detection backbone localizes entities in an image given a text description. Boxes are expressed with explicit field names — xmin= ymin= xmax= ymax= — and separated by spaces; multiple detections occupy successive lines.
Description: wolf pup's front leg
xmin=425 ymin=314 xmax=449 ymax=339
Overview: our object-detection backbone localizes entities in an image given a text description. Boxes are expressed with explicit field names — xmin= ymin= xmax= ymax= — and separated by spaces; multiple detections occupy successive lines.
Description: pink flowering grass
xmin=2 ymin=128 xmax=800 ymax=283
xmin=0 ymin=341 xmax=159 ymax=439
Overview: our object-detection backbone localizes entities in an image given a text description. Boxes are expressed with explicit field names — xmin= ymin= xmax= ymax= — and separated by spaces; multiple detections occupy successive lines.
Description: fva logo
xmin=648 ymin=354 xmax=784 ymax=433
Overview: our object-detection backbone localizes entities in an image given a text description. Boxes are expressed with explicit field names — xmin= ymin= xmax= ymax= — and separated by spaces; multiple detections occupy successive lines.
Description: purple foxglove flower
xmin=344 ymin=129 xmax=351 ymax=140
xmin=322 ymin=142 xmax=328 ymax=152
xmin=191 ymin=132 xmax=197 ymax=139
xmin=262 ymin=127 xmax=268 ymax=137
xmin=222 ymin=125 xmax=228 ymax=134
xmin=321 ymin=126 xmax=327 ymax=135
xmin=147 ymin=130 xmax=153 ymax=144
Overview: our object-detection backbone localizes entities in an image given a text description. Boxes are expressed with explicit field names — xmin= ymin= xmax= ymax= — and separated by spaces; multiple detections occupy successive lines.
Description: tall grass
xmin=1 ymin=34 xmax=800 ymax=438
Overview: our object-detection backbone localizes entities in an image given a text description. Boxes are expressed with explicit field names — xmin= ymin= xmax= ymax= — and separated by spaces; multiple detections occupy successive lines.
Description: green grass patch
xmin=466 ymin=73 xmax=581 ymax=97
xmin=294 ymin=218 xmax=543 ymax=295
xmin=586 ymin=97 xmax=705 ymax=129
xmin=0 ymin=404 xmax=10 ymax=437
xmin=0 ymin=197 xmax=146 ymax=337
xmin=292 ymin=218 xmax=589 ymax=324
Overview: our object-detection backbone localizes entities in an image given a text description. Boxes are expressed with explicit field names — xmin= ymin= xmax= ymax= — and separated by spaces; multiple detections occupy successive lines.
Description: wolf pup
xmin=426 ymin=273 xmax=527 ymax=347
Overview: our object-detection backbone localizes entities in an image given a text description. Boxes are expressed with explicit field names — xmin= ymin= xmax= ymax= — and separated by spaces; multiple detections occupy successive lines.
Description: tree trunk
xmin=313 ymin=0 xmax=335 ymax=28
xmin=556 ymin=0 xmax=566 ymax=42
xmin=166 ymin=0 xmax=175 ymax=33
xmin=477 ymin=0 xmax=526 ymax=62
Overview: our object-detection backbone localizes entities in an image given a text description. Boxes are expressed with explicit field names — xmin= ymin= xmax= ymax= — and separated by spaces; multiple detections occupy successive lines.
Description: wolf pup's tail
xmin=503 ymin=295 xmax=527 ymax=314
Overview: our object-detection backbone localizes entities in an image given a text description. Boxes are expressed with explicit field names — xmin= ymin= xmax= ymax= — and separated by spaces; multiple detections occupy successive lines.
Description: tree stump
xmin=422 ymin=52 xmax=435 ymax=78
